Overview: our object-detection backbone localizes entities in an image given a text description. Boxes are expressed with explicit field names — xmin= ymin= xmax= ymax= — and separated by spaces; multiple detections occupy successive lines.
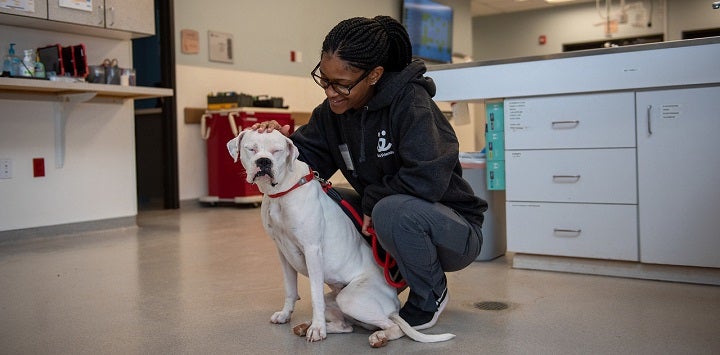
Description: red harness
xmin=265 ymin=168 xmax=407 ymax=289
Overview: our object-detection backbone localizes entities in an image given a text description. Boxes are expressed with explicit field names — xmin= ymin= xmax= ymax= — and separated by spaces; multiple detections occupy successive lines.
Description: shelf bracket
xmin=54 ymin=92 xmax=97 ymax=168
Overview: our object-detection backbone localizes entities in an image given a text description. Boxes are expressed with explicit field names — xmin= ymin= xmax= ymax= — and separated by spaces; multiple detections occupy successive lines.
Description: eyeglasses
xmin=310 ymin=62 xmax=371 ymax=96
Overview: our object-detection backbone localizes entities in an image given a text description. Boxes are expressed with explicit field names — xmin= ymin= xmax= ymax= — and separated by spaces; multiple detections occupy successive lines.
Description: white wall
xmin=173 ymin=0 xmax=404 ymax=77
xmin=0 ymin=25 xmax=135 ymax=232
xmin=473 ymin=0 xmax=720 ymax=61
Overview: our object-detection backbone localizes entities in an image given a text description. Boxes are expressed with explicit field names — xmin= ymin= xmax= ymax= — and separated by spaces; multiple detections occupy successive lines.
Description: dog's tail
xmin=389 ymin=314 xmax=455 ymax=343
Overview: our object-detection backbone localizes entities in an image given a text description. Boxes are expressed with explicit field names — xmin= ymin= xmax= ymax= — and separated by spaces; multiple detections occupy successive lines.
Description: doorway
xmin=133 ymin=0 xmax=179 ymax=210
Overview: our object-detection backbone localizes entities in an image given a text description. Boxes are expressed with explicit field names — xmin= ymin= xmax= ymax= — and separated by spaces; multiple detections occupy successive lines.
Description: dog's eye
xmin=271 ymin=149 xmax=282 ymax=155
xmin=246 ymin=147 xmax=257 ymax=153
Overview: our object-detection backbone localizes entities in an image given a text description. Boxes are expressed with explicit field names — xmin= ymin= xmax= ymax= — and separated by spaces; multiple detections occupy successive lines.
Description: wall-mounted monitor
xmin=402 ymin=0 xmax=453 ymax=64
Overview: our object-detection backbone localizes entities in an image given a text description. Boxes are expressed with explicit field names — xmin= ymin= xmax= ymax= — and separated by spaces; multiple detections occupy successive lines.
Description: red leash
xmin=339 ymin=200 xmax=407 ymax=289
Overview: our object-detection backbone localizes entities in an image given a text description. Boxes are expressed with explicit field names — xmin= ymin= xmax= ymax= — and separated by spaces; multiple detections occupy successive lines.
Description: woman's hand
xmin=362 ymin=215 xmax=373 ymax=236
xmin=252 ymin=120 xmax=292 ymax=136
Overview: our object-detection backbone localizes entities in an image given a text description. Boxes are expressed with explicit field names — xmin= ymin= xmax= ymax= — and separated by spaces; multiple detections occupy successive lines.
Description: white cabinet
xmin=505 ymin=92 xmax=639 ymax=261
xmin=636 ymin=86 xmax=720 ymax=268
xmin=46 ymin=0 xmax=154 ymax=35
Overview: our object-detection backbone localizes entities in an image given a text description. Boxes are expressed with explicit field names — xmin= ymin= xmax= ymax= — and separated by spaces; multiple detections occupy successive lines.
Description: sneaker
xmin=399 ymin=287 xmax=448 ymax=330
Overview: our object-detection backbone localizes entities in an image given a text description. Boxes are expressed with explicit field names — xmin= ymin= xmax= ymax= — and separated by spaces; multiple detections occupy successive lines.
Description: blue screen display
xmin=403 ymin=0 xmax=453 ymax=63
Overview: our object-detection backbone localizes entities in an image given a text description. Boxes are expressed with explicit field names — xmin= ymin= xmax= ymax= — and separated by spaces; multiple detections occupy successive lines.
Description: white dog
xmin=227 ymin=129 xmax=455 ymax=348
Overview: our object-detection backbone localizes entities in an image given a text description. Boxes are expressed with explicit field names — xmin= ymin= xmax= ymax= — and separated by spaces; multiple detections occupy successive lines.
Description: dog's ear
xmin=285 ymin=135 xmax=299 ymax=171
xmin=227 ymin=130 xmax=248 ymax=163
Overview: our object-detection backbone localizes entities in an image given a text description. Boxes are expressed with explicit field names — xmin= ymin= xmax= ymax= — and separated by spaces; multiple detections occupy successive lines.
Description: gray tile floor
xmin=1 ymin=204 xmax=719 ymax=354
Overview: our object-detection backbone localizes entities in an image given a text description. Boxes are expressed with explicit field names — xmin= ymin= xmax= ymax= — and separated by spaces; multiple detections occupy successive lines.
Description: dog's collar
xmin=267 ymin=169 xmax=318 ymax=198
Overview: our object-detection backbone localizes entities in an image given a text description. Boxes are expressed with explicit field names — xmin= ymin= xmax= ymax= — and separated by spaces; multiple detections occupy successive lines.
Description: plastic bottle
xmin=2 ymin=43 xmax=20 ymax=77
xmin=19 ymin=49 xmax=35 ymax=77
xmin=33 ymin=51 xmax=45 ymax=79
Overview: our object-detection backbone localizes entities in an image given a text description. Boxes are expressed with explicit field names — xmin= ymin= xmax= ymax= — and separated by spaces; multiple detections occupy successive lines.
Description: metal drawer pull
xmin=554 ymin=228 xmax=582 ymax=235
xmin=552 ymin=175 xmax=581 ymax=182
xmin=551 ymin=120 xmax=580 ymax=128
xmin=647 ymin=105 xmax=653 ymax=136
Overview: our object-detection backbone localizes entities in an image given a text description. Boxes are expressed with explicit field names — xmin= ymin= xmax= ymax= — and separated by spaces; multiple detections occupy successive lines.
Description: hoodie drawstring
xmin=358 ymin=106 xmax=368 ymax=163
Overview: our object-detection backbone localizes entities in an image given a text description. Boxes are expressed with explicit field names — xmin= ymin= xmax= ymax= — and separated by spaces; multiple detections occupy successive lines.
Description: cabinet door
xmin=48 ymin=0 xmax=104 ymax=28
xmin=0 ymin=1 xmax=47 ymax=18
xmin=105 ymin=0 xmax=154 ymax=35
xmin=636 ymin=86 xmax=720 ymax=268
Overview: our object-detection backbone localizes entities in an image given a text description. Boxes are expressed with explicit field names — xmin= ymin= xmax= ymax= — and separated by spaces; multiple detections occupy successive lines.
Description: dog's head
xmin=227 ymin=129 xmax=299 ymax=191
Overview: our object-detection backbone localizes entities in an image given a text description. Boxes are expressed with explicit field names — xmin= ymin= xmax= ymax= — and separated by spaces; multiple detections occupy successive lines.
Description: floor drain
xmin=474 ymin=301 xmax=509 ymax=311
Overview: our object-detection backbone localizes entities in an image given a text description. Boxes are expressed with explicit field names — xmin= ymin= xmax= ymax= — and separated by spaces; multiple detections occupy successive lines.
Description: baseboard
xmin=512 ymin=253 xmax=720 ymax=286
xmin=0 ymin=216 xmax=137 ymax=245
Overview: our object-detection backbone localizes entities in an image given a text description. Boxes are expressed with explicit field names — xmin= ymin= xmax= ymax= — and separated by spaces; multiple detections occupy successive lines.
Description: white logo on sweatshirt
xmin=377 ymin=130 xmax=395 ymax=158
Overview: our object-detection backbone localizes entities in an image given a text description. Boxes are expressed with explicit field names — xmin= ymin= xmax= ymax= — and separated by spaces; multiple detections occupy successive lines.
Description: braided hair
xmin=321 ymin=15 xmax=413 ymax=72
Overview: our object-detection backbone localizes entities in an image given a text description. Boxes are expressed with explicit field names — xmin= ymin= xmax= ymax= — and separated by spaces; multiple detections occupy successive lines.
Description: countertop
xmin=428 ymin=36 xmax=720 ymax=72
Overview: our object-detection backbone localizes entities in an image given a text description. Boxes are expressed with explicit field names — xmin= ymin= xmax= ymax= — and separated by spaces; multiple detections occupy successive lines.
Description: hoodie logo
xmin=377 ymin=130 xmax=395 ymax=158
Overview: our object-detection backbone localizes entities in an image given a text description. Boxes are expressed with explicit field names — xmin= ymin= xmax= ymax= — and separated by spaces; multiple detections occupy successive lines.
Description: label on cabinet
xmin=661 ymin=104 xmax=681 ymax=120
xmin=506 ymin=100 xmax=527 ymax=132
xmin=59 ymin=0 xmax=92 ymax=12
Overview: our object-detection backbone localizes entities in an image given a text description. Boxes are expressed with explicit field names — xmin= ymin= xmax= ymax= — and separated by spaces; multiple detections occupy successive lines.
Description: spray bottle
xmin=2 ymin=43 xmax=20 ymax=77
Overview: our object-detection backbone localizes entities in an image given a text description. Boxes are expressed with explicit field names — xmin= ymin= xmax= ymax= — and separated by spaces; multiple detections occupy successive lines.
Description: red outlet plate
xmin=33 ymin=158 xmax=45 ymax=177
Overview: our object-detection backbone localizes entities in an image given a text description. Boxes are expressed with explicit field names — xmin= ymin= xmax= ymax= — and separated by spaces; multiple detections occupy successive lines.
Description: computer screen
xmin=402 ymin=0 xmax=453 ymax=64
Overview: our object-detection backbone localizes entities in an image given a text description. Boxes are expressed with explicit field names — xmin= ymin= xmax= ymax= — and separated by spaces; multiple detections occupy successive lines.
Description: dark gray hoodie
xmin=292 ymin=59 xmax=487 ymax=226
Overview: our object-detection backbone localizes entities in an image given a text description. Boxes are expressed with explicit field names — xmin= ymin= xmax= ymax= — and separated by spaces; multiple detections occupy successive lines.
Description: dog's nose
xmin=256 ymin=157 xmax=272 ymax=170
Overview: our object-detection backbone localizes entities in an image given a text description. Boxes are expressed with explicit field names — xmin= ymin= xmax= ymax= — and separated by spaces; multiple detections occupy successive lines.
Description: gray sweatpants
xmin=372 ymin=194 xmax=483 ymax=312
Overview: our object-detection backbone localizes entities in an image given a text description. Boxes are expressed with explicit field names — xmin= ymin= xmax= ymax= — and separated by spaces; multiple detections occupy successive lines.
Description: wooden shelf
xmin=0 ymin=76 xmax=174 ymax=169
xmin=0 ymin=77 xmax=173 ymax=100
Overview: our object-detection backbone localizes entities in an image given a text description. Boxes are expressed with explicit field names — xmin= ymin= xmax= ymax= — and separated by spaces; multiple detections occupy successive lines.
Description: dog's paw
xmin=305 ymin=322 xmax=327 ymax=342
xmin=369 ymin=331 xmax=389 ymax=348
xmin=270 ymin=311 xmax=292 ymax=324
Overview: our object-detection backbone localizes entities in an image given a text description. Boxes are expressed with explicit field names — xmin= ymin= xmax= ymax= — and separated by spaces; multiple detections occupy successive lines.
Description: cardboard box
xmin=487 ymin=160 xmax=505 ymax=190
xmin=485 ymin=101 xmax=504 ymax=133
xmin=485 ymin=132 xmax=505 ymax=161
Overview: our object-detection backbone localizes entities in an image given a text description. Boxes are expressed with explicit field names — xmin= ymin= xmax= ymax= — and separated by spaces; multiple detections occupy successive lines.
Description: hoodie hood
xmin=366 ymin=59 xmax=436 ymax=111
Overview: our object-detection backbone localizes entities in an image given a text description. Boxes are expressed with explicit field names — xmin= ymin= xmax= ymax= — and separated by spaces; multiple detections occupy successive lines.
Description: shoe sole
xmin=412 ymin=289 xmax=448 ymax=330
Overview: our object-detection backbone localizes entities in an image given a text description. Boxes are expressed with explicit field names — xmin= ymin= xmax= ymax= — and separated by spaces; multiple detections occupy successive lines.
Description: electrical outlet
xmin=0 ymin=159 xmax=12 ymax=179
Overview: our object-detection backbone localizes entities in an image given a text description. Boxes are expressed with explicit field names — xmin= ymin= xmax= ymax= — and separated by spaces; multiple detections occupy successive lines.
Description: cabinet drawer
xmin=506 ymin=148 xmax=637 ymax=204
xmin=505 ymin=92 xmax=635 ymax=149
xmin=506 ymin=202 xmax=638 ymax=261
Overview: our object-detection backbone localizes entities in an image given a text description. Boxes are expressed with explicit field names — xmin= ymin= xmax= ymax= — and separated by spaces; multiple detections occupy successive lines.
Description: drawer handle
xmin=552 ymin=175 xmax=581 ymax=182
xmin=554 ymin=228 xmax=582 ymax=236
xmin=551 ymin=120 xmax=580 ymax=128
